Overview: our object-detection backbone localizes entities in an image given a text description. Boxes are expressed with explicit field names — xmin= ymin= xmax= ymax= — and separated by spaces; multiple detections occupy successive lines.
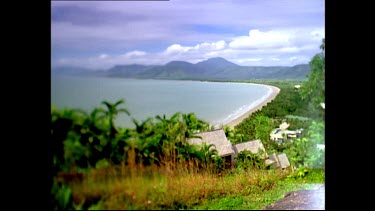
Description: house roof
xmin=188 ymin=129 xmax=235 ymax=157
xmin=233 ymin=140 xmax=268 ymax=158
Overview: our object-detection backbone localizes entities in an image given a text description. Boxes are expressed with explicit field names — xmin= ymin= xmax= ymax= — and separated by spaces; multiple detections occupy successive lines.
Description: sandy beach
xmin=225 ymin=85 xmax=280 ymax=129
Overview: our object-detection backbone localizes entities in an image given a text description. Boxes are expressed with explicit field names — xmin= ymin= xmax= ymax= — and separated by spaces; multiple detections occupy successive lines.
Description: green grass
xmin=57 ymin=166 xmax=324 ymax=210
xmin=192 ymin=182 xmax=322 ymax=210
xmin=191 ymin=169 xmax=324 ymax=210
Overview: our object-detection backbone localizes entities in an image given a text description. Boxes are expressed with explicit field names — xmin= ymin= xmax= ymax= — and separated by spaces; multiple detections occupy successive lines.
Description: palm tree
xmin=183 ymin=112 xmax=210 ymax=133
xmin=101 ymin=99 xmax=130 ymax=138
xmin=132 ymin=117 xmax=153 ymax=134
xmin=199 ymin=142 xmax=219 ymax=168
xmin=131 ymin=117 xmax=159 ymax=165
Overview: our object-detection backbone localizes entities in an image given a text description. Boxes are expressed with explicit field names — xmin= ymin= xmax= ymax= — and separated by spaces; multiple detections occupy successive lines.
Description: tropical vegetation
xmin=50 ymin=39 xmax=325 ymax=210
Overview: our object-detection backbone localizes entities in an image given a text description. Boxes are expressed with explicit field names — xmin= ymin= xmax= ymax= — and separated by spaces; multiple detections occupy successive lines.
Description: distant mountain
xmin=107 ymin=64 xmax=156 ymax=78
xmin=195 ymin=57 xmax=239 ymax=69
xmin=52 ymin=66 xmax=107 ymax=77
xmin=54 ymin=57 xmax=310 ymax=80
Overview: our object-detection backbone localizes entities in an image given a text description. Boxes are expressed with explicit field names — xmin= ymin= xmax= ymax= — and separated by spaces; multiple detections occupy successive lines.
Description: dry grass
xmin=67 ymin=164 xmax=291 ymax=209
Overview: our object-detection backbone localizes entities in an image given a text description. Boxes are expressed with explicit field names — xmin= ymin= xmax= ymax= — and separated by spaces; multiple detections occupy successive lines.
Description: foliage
xmin=299 ymin=38 xmax=325 ymax=121
xmin=234 ymin=81 xmax=309 ymax=141
xmin=223 ymin=125 xmax=248 ymax=144
xmin=51 ymin=99 xmax=324 ymax=210
xmin=51 ymin=40 xmax=326 ymax=209
xmin=51 ymin=182 xmax=74 ymax=210
xmin=284 ymin=120 xmax=325 ymax=170
xmin=51 ymin=99 xmax=217 ymax=175
xmin=198 ymin=142 xmax=219 ymax=168
xmin=254 ymin=115 xmax=273 ymax=149
xmin=287 ymin=166 xmax=309 ymax=179
xmin=234 ymin=149 xmax=266 ymax=170
xmin=231 ymin=39 xmax=325 ymax=175
xmin=212 ymin=154 xmax=224 ymax=170
xmin=183 ymin=112 xmax=210 ymax=133
xmin=101 ymin=99 xmax=130 ymax=138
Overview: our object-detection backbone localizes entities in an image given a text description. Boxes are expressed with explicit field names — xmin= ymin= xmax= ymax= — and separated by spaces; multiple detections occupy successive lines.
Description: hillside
xmin=52 ymin=57 xmax=310 ymax=80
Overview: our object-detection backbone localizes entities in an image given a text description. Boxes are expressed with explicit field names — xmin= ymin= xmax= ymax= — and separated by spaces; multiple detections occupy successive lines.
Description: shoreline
xmin=224 ymin=85 xmax=280 ymax=130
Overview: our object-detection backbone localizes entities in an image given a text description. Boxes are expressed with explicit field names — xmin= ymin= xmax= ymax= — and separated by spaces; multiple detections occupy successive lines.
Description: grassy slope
xmin=67 ymin=166 xmax=324 ymax=210
xmin=192 ymin=169 xmax=324 ymax=210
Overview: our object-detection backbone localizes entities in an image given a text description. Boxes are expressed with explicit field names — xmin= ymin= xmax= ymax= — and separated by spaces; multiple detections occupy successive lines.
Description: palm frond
xmin=113 ymin=99 xmax=125 ymax=107
xmin=117 ymin=108 xmax=130 ymax=116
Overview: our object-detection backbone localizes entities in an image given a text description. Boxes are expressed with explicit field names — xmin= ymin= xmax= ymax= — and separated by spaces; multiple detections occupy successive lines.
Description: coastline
xmin=224 ymin=85 xmax=280 ymax=129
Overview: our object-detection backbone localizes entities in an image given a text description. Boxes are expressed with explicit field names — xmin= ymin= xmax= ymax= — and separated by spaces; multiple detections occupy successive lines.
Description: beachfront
xmin=225 ymin=85 xmax=280 ymax=129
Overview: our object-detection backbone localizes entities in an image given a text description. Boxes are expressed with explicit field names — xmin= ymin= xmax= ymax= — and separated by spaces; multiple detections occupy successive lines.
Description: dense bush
xmin=234 ymin=149 xmax=267 ymax=170
xmin=51 ymin=100 xmax=222 ymax=175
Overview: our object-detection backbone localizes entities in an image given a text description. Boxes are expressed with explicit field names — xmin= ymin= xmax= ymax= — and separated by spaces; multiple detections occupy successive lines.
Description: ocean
xmin=51 ymin=76 xmax=272 ymax=128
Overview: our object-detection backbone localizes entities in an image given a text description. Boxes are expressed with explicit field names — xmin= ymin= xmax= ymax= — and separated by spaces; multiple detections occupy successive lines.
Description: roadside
xmin=262 ymin=184 xmax=325 ymax=210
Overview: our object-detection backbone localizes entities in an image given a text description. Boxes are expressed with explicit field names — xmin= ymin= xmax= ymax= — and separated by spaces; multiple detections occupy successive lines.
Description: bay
xmin=51 ymin=76 xmax=272 ymax=128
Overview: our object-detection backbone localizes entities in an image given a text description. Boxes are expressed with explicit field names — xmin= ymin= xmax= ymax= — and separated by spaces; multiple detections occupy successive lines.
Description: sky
xmin=51 ymin=0 xmax=325 ymax=70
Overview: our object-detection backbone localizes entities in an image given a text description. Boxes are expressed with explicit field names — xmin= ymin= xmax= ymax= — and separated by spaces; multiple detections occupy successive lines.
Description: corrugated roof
xmin=188 ymin=129 xmax=234 ymax=157
xmin=233 ymin=140 xmax=268 ymax=158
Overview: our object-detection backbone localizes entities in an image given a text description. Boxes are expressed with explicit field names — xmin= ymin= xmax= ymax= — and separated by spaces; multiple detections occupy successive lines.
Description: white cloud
xmin=122 ymin=51 xmax=147 ymax=58
xmin=163 ymin=44 xmax=191 ymax=55
xmin=278 ymin=47 xmax=299 ymax=53
xmin=99 ymin=54 xmax=108 ymax=59
xmin=52 ymin=0 xmax=324 ymax=68
xmin=163 ymin=40 xmax=227 ymax=56
xmin=195 ymin=40 xmax=226 ymax=51
xmin=53 ymin=27 xmax=324 ymax=69
xmin=229 ymin=29 xmax=292 ymax=49
xmin=289 ymin=56 xmax=298 ymax=61
xmin=204 ymin=51 xmax=219 ymax=57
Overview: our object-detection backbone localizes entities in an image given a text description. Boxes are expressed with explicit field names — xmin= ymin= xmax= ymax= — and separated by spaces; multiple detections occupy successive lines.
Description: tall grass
xmin=60 ymin=164 xmax=323 ymax=210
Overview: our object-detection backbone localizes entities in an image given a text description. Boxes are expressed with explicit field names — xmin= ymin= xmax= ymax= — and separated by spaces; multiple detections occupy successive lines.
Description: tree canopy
xmin=300 ymin=38 xmax=325 ymax=120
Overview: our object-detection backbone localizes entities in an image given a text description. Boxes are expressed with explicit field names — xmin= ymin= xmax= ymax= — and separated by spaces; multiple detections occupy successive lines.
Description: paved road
xmin=262 ymin=184 xmax=325 ymax=210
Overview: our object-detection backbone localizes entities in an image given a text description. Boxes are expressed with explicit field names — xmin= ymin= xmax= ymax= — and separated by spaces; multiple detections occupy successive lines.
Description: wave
xmin=212 ymin=86 xmax=273 ymax=127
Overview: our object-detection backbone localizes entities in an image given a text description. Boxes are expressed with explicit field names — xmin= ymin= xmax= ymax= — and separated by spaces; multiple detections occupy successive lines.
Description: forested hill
xmin=52 ymin=57 xmax=310 ymax=80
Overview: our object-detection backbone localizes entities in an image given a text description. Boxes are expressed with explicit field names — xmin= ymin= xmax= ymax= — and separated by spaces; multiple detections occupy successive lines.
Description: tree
xmin=284 ymin=120 xmax=325 ymax=170
xmin=234 ymin=149 xmax=266 ymax=170
xmin=299 ymin=38 xmax=325 ymax=120
xmin=101 ymin=99 xmax=130 ymax=138
xmin=284 ymin=39 xmax=325 ymax=171
xmin=254 ymin=115 xmax=273 ymax=148
xmin=182 ymin=112 xmax=210 ymax=133
xmin=198 ymin=142 xmax=219 ymax=169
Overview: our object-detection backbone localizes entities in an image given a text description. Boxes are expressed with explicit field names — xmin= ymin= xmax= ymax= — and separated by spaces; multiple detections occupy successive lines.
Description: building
xmin=188 ymin=129 xmax=235 ymax=167
xmin=265 ymin=152 xmax=291 ymax=169
xmin=188 ymin=129 xmax=274 ymax=167
xmin=232 ymin=140 xmax=268 ymax=159
xmin=188 ymin=129 xmax=291 ymax=169
xmin=270 ymin=122 xmax=303 ymax=144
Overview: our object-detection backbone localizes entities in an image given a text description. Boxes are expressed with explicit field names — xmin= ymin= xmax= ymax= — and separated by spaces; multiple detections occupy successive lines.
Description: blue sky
xmin=51 ymin=0 xmax=324 ymax=69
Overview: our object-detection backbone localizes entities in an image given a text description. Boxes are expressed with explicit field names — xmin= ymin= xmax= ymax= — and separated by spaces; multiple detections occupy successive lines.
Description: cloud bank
xmin=52 ymin=0 xmax=324 ymax=69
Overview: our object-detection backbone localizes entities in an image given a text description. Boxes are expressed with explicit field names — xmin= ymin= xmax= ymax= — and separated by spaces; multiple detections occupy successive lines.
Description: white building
xmin=270 ymin=122 xmax=303 ymax=143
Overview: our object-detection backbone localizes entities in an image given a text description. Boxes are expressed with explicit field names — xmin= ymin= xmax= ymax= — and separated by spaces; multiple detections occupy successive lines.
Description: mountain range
xmin=52 ymin=57 xmax=310 ymax=80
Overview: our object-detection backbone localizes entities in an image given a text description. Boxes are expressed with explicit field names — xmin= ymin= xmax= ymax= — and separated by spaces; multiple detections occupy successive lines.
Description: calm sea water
xmin=51 ymin=76 xmax=272 ymax=128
